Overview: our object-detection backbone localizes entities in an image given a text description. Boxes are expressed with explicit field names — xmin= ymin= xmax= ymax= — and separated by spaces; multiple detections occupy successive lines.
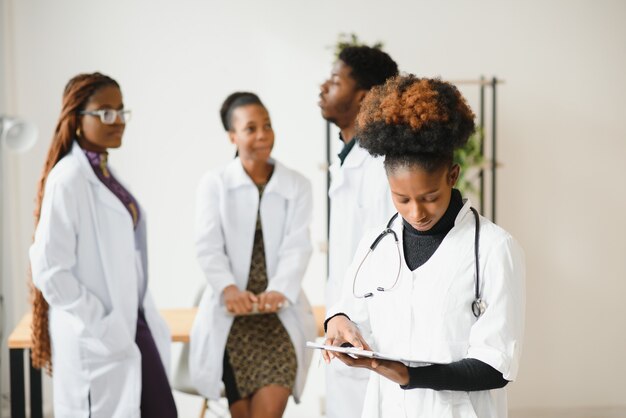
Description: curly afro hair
xmin=339 ymin=46 xmax=399 ymax=90
xmin=356 ymin=75 xmax=475 ymax=172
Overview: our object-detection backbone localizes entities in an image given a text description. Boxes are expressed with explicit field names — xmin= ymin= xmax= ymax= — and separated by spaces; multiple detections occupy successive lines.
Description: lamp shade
xmin=1 ymin=116 xmax=38 ymax=153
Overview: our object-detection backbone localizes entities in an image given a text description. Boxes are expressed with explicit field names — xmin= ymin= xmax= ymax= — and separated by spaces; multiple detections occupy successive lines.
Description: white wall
xmin=2 ymin=0 xmax=625 ymax=415
xmin=0 ymin=0 xmax=9 ymax=413
xmin=1 ymin=0 xmax=28 ymax=414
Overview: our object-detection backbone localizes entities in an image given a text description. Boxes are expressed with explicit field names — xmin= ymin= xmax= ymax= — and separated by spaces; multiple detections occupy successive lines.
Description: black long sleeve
xmin=401 ymin=358 xmax=508 ymax=391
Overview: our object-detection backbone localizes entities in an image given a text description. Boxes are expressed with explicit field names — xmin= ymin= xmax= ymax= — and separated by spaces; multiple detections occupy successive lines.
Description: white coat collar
xmin=223 ymin=157 xmax=295 ymax=200
xmin=454 ymin=199 xmax=474 ymax=226
xmin=69 ymin=141 xmax=134 ymax=216
xmin=384 ymin=198 xmax=476 ymax=277
xmin=342 ymin=141 xmax=369 ymax=169
xmin=328 ymin=142 xmax=371 ymax=195
xmin=70 ymin=140 xmax=102 ymax=184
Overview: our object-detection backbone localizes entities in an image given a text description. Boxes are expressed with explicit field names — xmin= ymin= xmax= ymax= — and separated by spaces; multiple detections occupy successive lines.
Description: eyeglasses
xmin=79 ymin=109 xmax=131 ymax=124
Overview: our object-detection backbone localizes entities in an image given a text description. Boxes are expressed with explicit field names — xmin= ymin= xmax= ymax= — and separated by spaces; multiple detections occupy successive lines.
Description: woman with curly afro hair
xmin=322 ymin=75 xmax=525 ymax=417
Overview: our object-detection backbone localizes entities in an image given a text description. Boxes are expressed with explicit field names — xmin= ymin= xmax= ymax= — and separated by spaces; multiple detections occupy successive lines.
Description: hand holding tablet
xmin=306 ymin=341 xmax=438 ymax=365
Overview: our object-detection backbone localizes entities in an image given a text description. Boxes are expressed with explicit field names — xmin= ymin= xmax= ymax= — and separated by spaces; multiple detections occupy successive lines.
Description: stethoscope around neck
xmin=352 ymin=207 xmax=487 ymax=318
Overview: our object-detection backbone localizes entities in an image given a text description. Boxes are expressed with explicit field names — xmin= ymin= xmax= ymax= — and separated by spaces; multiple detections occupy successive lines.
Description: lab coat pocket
xmin=449 ymin=391 xmax=479 ymax=418
xmin=423 ymin=391 xmax=478 ymax=418
xmin=81 ymin=310 xmax=134 ymax=360
xmin=354 ymin=202 xmax=369 ymax=227
xmin=440 ymin=285 xmax=476 ymax=345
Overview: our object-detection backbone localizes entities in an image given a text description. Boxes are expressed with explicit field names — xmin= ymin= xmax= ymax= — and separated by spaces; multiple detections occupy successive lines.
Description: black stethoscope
xmin=351 ymin=207 xmax=487 ymax=318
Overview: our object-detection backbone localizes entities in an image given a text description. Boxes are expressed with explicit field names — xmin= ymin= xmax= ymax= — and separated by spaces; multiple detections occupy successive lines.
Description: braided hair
xmin=30 ymin=72 xmax=120 ymax=373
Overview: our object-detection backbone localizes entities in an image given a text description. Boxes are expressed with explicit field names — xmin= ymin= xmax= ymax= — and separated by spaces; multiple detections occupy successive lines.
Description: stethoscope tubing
xmin=352 ymin=207 xmax=486 ymax=318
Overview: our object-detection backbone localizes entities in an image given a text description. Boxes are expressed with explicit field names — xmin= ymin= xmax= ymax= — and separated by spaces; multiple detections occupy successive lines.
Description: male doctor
xmin=318 ymin=45 xmax=399 ymax=418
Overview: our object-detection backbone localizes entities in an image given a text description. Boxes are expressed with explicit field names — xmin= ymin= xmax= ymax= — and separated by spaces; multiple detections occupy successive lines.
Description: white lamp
xmin=0 ymin=115 xmax=37 ymax=400
xmin=1 ymin=115 xmax=38 ymax=153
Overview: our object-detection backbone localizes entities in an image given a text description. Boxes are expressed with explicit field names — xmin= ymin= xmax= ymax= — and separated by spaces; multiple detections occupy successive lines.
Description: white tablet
xmin=306 ymin=341 xmax=439 ymax=365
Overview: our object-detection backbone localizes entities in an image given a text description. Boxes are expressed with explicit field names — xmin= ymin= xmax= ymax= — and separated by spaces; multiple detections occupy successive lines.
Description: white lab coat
xmin=326 ymin=141 xmax=395 ymax=418
xmin=327 ymin=200 xmax=526 ymax=418
xmin=29 ymin=142 xmax=171 ymax=418
xmin=189 ymin=157 xmax=316 ymax=402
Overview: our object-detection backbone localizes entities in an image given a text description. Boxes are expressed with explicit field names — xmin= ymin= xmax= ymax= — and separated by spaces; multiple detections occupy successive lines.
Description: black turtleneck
xmin=337 ymin=136 xmax=356 ymax=165
xmin=402 ymin=188 xmax=464 ymax=271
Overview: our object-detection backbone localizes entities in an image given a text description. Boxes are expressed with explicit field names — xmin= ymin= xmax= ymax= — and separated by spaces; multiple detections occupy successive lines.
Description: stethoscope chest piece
xmin=472 ymin=298 xmax=487 ymax=318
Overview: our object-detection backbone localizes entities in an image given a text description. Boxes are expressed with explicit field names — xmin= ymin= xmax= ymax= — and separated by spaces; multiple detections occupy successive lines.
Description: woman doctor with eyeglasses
xmin=29 ymin=72 xmax=177 ymax=417
xmin=322 ymin=76 xmax=525 ymax=418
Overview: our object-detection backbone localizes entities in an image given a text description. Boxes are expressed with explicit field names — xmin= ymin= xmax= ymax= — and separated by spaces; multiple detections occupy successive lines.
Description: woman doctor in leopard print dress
xmin=190 ymin=92 xmax=316 ymax=418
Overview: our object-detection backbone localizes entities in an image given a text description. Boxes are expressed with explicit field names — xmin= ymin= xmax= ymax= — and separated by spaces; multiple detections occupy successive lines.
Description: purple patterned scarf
xmin=83 ymin=149 xmax=141 ymax=229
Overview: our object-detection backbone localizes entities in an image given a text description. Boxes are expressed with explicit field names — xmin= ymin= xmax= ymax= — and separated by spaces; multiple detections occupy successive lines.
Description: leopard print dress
xmin=224 ymin=183 xmax=297 ymax=399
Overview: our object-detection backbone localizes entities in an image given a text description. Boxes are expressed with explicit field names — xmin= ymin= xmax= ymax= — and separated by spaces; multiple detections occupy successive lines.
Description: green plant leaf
xmin=453 ymin=127 xmax=484 ymax=196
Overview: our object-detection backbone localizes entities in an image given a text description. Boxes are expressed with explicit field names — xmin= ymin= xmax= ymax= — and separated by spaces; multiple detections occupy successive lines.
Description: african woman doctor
xmin=190 ymin=92 xmax=316 ymax=418
xmin=323 ymin=76 xmax=525 ymax=418
xmin=29 ymin=73 xmax=176 ymax=417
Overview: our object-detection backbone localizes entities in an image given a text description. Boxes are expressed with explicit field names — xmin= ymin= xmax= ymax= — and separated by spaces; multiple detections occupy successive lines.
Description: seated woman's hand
xmin=257 ymin=291 xmax=286 ymax=313
xmin=322 ymin=315 xmax=372 ymax=364
xmin=223 ymin=285 xmax=257 ymax=315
